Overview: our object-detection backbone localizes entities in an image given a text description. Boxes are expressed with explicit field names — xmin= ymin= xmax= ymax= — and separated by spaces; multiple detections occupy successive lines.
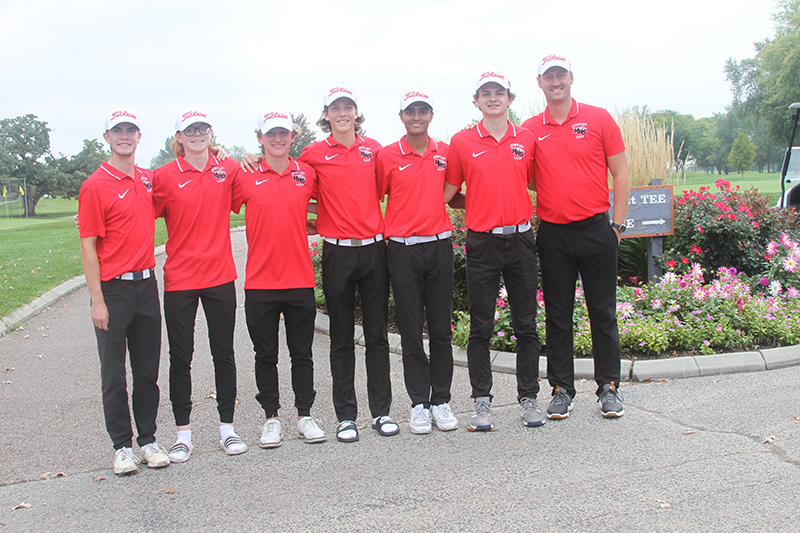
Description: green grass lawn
xmin=0 ymin=197 xmax=245 ymax=319
xmin=676 ymin=171 xmax=782 ymax=200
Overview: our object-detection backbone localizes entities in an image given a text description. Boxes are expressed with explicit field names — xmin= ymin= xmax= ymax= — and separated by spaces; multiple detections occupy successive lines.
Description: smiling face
xmin=175 ymin=122 xmax=212 ymax=156
xmin=323 ymin=97 xmax=358 ymax=135
xmin=399 ymin=102 xmax=433 ymax=136
xmin=473 ymin=82 xmax=513 ymax=118
xmin=103 ymin=123 xmax=141 ymax=156
xmin=538 ymin=66 xmax=573 ymax=105
xmin=258 ymin=127 xmax=294 ymax=159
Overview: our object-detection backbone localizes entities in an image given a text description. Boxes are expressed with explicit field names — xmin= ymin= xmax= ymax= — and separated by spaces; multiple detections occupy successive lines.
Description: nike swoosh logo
xmin=399 ymin=164 xmax=412 ymax=171
xmin=118 ymin=190 xmax=129 ymax=199
xmin=255 ymin=179 xmax=270 ymax=185
xmin=538 ymin=134 xmax=552 ymax=141
xmin=178 ymin=180 xmax=192 ymax=188
xmin=325 ymin=154 xmax=339 ymax=161
xmin=472 ymin=151 xmax=487 ymax=158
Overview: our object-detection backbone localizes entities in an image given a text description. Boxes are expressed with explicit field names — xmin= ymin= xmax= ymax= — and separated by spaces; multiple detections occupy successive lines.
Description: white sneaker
xmin=297 ymin=417 xmax=327 ymax=443
xmin=431 ymin=403 xmax=459 ymax=431
xmin=113 ymin=447 xmax=140 ymax=475
xmin=409 ymin=404 xmax=432 ymax=434
xmin=260 ymin=419 xmax=282 ymax=448
xmin=140 ymin=442 xmax=170 ymax=468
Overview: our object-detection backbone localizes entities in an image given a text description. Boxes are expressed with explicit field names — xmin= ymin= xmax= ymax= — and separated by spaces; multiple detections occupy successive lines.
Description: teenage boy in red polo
xmin=299 ymin=86 xmax=397 ymax=442
xmin=376 ymin=90 xmax=458 ymax=434
xmin=232 ymin=108 xmax=327 ymax=448
xmin=153 ymin=108 xmax=246 ymax=461
xmin=444 ymin=72 xmax=543 ymax=431
xmin=79 ymin=108 xmax=170 ymax=475
xmin=522 ymin=55 xmax=630 ymax=419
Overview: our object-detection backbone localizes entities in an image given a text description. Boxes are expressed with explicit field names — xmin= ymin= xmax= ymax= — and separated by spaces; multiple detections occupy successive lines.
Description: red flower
xmin=690 ymin=245 xmax=702 ymax=254
xmin=681 ymin=257 xmax=689 ymax=264
xmin=667 ymin=260 xmax=676 ymax=269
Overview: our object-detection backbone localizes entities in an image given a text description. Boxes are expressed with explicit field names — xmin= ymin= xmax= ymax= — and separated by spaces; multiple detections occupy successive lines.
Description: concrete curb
xmin=322 ymin=310 xmax=800 ymax=382
xmin=4 ymin=221 xmax=800 ymax=381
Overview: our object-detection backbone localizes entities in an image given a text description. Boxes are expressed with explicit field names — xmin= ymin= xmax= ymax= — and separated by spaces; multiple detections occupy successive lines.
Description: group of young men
xmin=79 ymin=54 xmax=630 ymax=476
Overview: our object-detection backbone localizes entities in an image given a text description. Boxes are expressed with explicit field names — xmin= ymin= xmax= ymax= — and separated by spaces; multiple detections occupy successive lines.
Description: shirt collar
xmin=258 ymin=157 xmax=299 ymax=175
xmin=476 ymin=120 xmax=517 ymax=140
xmin=99 ymin=161 xmax=137 ymax=181
xmin=543 ymin=99 xmax=580 ymax=125
xmin=398 ymin=136 xmax=437 ymax=157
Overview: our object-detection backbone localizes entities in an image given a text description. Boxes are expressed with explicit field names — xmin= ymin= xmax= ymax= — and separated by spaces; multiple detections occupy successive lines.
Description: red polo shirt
xmin=522 ymin=100 xmax=625 ymax=224
xmin=152 ymin=154 xmax=238 ymax=291
xmin=446 ymin=120 xmax=535 ymax=232
xmin=231 ymin=158 xmax=318 ymax=290
xmin=298 ymin=135 xmax=384 ymax=239
xmin=78 ymin=162 xmax=155 ymax=281
xmin=377 ymin=136 xmax=451 ymax=238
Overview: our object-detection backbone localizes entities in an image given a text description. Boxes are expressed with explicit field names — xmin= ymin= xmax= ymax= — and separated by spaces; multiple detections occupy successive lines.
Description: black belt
xmin=566 ymin=213 xmax=608 ymax=229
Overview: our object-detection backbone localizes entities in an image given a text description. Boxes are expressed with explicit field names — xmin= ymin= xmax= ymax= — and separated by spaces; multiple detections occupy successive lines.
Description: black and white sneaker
xmin=546 ymin=385 xmax=574 ymax=419
xmin=598 ymin=382 xmax=624 ymax=418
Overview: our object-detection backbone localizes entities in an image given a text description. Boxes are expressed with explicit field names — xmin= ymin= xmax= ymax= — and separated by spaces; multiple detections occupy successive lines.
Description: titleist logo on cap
xmin=328 ymin=87 xmax=353 ymax=96
xmin=182 ymin=110 xmax=207 ymax=121
xmin=403 ymin=90 xmax=429 ymax=101
xmin=479 ymin=71 xmax=504 ymax=82
xmin=541 ymin=54 xmax=567 ymax=65
xmin=263 ymin=112 xmax=289 ymax=120
xmin=112 ymin=110 xmax=137 ymax=120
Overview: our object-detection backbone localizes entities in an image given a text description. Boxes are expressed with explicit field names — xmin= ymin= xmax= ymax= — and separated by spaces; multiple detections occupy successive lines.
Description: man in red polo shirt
xmin=79 ymin=108 xmax=170 ymax=475
xmin=522 ymin=55 xmax=630 ymax=419
xmin=299 ymin=86 xmax=397 ymax=442
xmin=232 ymin=108 xmax=326 ymax=448
xmin=444 ymin=72 xmax=543 ymax=431
xmin=153 ymin=107 xmax=246 ymax=461
xmin=376 ymin=90 xmax=458 ymax=434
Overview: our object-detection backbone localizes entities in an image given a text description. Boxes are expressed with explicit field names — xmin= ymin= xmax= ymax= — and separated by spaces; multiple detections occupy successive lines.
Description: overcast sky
xmin=0 ymin=0 xmax=777 ymax=165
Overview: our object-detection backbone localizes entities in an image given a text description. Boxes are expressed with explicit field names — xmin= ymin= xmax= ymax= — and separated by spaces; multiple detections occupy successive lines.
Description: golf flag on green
xmin=19 ymin=186 xmax=24 ymax=195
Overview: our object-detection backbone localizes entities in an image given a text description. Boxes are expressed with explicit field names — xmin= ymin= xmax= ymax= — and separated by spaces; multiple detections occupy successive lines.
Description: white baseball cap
xmin=399 ymin=89 xmax=433 ymax=111
xmin=258 ymin=108 xmax=294 ymax=134
xmin=475 ymin=70 xmax=511 ymax=91
xmin=105 ymin=107 xmax=140 ymax=131
xmin=175 ymin=107 xmax=212 ymax=132
xmin=538 ymin=54 xmax=572 ymax=76
xmin=324 ymin=85 xmax=358 ymax=107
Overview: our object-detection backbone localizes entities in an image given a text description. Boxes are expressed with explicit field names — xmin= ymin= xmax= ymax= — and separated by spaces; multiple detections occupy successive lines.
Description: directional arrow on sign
xmin=641 ymin=219 xmax=666 ymax=226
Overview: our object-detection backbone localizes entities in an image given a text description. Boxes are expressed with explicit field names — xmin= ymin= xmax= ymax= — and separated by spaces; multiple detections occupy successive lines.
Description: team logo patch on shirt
xmin=510 ymin=143 xmax=525 ymax=160
xmin=139 ymin=174 xmax=153 ymax=192
xmin=573 ymin=123 xmax=588 ymax=139
xmin=359 ymin=146 xmax=373 ymax=162
xmin=211 ymin=166 xmax=227 ymax=183
xmin=292 ymin=171 xmax=306 ymax=185
xmin=433 ymin=155 xmax=447 ymax=171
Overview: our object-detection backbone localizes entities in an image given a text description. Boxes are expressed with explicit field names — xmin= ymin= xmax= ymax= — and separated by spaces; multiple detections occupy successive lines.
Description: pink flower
xmin=667 ymin=260 xmax=676 ymax=269
xmin=696 ymin=225 xmax=704 ymax=233
xmin=752 ymin=221 xmax=760 ymax=229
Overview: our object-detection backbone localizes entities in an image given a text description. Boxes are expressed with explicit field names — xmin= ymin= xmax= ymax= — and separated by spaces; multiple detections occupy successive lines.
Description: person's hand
xmin=306 ymin=218 xmax=318 ymax=235
xmin=73 ymin=214 xmax=80 ymax=230
xmin=613 ymin=227 xmax=622 ymax=244
xmin=91 ymin=298 xmax=109 ymax=331
xmin=241 ymin=153 xmax=260 ymax=173
xmin=460 ymin=122 xmax=478 ymax=132
xmin=213 ymin=146 xmax=228 ymax=161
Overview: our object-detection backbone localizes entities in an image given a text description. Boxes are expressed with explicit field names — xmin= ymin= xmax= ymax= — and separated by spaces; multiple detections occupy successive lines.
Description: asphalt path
xmin=1 ymin=230 xmax=799 ymax=532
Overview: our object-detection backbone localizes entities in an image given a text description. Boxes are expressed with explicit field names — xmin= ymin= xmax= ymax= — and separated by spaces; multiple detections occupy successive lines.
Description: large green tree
xmin=149 ymin=136 xmax=176 ymax=169
xmin=728 ymin=131 xmax=757 ymax=176
xmin=726 ymin=0 xmax=800 ymax=147
xmin=54 ymin=139 xmax=109 ymax=198
xmin=0 ymin=114 xmax=56 ymax=216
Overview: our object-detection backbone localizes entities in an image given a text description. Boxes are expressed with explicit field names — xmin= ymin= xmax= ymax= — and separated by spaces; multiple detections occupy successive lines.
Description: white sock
xmin=220 ymin=424 xmax=236 ymax=440
xmin=176 ymin=429 xmax=192 ymax=446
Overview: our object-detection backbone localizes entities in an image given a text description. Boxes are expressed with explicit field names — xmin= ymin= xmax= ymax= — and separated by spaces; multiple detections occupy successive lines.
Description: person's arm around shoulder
xmin=80 ymin=237 xmax=109 ymax=331
xmin=608 ymin=150 xmax=630 ymax=243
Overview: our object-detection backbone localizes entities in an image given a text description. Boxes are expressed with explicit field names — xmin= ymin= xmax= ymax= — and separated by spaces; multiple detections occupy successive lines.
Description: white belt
xmin=324 ymin=234 xmax=384 ymax=247
xmin=389 ymin=231 xmax=452 ymax=245
xmin=487 ymin=222 xmax=531 ymax=235
xmin=115 ymin=268 xmax=153 ymax=281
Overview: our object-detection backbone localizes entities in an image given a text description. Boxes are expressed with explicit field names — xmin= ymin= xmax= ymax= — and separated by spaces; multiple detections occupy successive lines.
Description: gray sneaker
xmin=598 ymin=382 xmax=624 ymax=418
xmin=520 ymin=397 xmax=545 ymax=427
xmin=547 ymin=385 xmax=574 ymax=420
xmin=470 ymin=396 xmax=493 ymax=431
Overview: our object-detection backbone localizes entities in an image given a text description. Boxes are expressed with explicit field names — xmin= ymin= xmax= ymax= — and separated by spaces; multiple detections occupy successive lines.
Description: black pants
xmin=245 ymin=288 xmax=317 ymax=418
xmin=537 ymin=218 xmax=621 ymax=397
xmin=163 ymin=282 xmax=237 ymax=426
xmin=388 ymin=238 xmax=454 ymax=408
xmin=322 ymin=240 xmax=391 ymax=422
xmin=465 ymin=229 xmax=540 ymax=401
xmin=95 ymin=276 xmax=162 ymax=450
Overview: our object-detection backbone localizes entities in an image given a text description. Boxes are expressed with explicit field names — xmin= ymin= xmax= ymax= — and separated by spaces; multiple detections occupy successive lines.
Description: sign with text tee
xmin=608 ymin=185 xmax=674 ymax=238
